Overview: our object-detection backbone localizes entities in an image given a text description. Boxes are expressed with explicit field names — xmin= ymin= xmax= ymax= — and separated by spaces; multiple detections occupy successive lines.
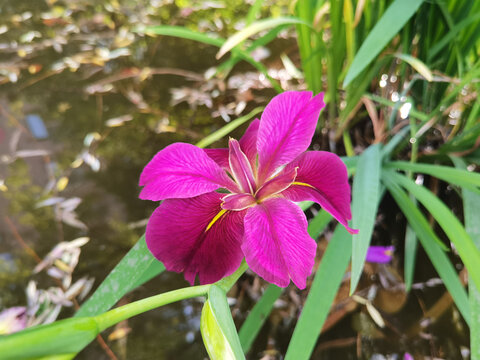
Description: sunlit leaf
xmin=200 ymin=285 xmax=245 ymax=360
xmin=394 ymin=53 xmax=433 ymax=81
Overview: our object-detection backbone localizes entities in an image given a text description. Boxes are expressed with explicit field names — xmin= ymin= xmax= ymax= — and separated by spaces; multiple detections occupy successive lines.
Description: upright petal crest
xmin=228 ymin=139 xmax=256 ymax=194
xmin=204 ymin=119 xmax=260 ymax=171
xmin=281 ymin=151 xmax=357 ymax=234
xmin=242 ymin=198 xmax=317 ymax=289
xmin=256 ymin=91 xmax=325 ymax=183
xmin=146 ymin=192 xmax=246 ymax=285
xmin=139 ymin=143 xmax=238 ymax=201
xmin=239 ymin=118 xmax=260 ymax=169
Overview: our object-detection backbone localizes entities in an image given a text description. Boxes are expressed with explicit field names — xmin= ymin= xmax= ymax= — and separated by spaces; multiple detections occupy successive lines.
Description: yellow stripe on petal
xmin=291 ymin=181 xmax=315 ymax=188
xmin=205 ymin=209 xmax=227 ymax=232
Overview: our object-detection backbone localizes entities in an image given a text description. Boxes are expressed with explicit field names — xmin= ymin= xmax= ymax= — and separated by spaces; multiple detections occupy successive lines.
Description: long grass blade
xmin=453 ymin=157 xmax=480 ymax=359
xmin=350 ymin=144 xmax=382 ymax=294
xmin=382 ymin=172 xmax=470 ymax=324
xmin=343 ymin=0 xmax=425 ymax=86
xmin=385 ymin=161 xmax=480 ymax=194
xmin=389 ymin=170 xmax=480 ymax=292
xmin=404 ymin=222 xmax=417 ymax=292
xmin=394 ymin=53 xmax=433 ymax=81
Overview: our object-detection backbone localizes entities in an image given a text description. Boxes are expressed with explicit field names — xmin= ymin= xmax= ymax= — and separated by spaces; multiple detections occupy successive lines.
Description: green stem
xmin=94 ymin=261 xmax=249 ymax=332
xmin=95 ymin=285 xmax=210 ymax=331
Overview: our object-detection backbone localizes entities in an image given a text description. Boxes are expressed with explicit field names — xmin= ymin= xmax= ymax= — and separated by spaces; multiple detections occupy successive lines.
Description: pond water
xmin=0 ymin=1 xmax=470 ymax=359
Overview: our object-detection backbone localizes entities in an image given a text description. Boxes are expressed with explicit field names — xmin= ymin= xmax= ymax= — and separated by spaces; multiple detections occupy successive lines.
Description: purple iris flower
xmin=366 ymin=246 xmax=394 ymax=263
xmin=0 ymin=307 xmax=27 ymax=335
xmin=139 ymin=91 xmax=357 ymax=289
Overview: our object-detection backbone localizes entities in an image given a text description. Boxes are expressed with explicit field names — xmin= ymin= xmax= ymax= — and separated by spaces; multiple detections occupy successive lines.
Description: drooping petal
xmin=139 ymin=143 xmax=238 ymax=201
xmin=204 ymin=148 xmax=229 ymax=169
xmin=146 ymin=192 xmax=246 ymax=285
xmin=255 ymin=167 xmax=297 ymax=201
xmin=229 ymin=139 xmax=256 ymax=193
xmin=281 ymin=151 xmax=357 ymax=234
xmin=242 ymin=198 xmax=316 ymax=289
xmin=222 ymin=193 xmax=256 ymax=211
xmin=366 ymin=246 xmax=394 ymax=263
xmin=256 ymin=91 xmax=325 ymax=183
xmin=239 ymin=118 xmax=260 ymax=169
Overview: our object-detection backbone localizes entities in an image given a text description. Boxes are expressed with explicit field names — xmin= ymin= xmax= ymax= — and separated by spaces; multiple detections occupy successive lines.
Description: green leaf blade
xmin=350 ymin=144 xmax=382 ymax=294
xmin=453 ymin=157 xmax=480 ymax=358
xmin=343 ymin=0 xmax=425 ymax=86
xmin=76 ymin=236 xmax=164 ymax=318
xmin=382 ymin=171 xmax=470 ymax=324
xmin=390 ymin=171 xmax=480 ymax=293
xmin=0 ymin=317 xmax=99 ymax=360
xmin=386 ymin=161 xmax=480 ymax=194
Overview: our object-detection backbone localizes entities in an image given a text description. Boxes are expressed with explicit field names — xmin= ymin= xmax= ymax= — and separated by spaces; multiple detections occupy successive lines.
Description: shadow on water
xmin=0 ymin=1 xmax=470 ymax=359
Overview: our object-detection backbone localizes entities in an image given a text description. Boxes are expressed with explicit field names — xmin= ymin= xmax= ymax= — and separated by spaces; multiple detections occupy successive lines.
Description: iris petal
xmin=281 ymin=151 xmax=357 ymax=234
xmin=139 ymin=143 xmax=238 ymax=201
xmin=146 ymin=192 xmax=246 ymax=285
xmin=242 ymin=198 xmax=316 ymax=289
xmin=256 ymin=91 xmax=325 ymax=183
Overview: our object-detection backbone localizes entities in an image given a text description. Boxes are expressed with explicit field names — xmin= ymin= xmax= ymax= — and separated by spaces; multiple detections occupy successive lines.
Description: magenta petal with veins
xmin=140 ymin=91 xmax=356 ymax=287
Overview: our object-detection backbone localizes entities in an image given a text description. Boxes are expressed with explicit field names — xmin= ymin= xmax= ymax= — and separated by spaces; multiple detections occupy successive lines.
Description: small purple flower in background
xmin=404 ymin=352 xmax=414 ymax=360
xmin=139 ymin=91 xmax=357 ymax=289
xmin=366 ymin=246 xmax=394 ymax=264
xmin=0 ymin=307 xmax=26 ymax=335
